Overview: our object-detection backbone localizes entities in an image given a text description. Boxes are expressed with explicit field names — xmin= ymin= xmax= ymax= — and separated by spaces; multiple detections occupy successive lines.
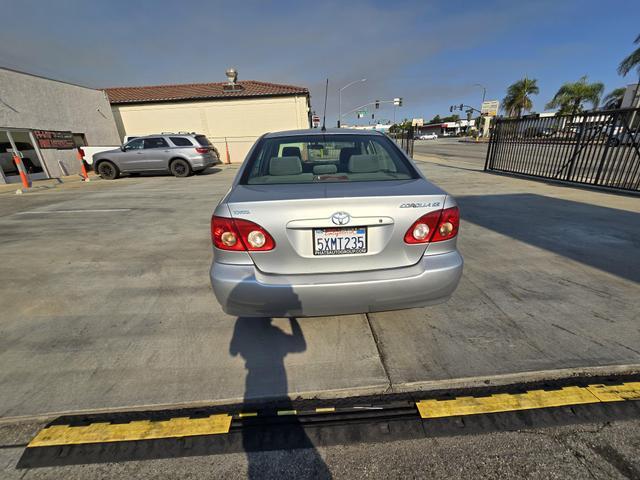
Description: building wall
xmin=0 ymin=68 xmax=121 ymax=180
xmin=111 ymin=95 xmax=310 ymax=163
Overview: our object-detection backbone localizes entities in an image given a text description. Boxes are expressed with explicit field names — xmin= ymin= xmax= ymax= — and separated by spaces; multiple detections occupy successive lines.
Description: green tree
xmin=545 ymin=76 xmax=604 ymax=115
xmin=441 ymin=114 xmax=460 ymax=122
xmin=502 ymin=77 xmax=539 ymax=117
xmin=618 ymin=33 xmax=640 ymax=77
xmin=429 ymin=114 xmax=443 ymax=124
xmin=602 ymin=87 xmax=627 ymax=109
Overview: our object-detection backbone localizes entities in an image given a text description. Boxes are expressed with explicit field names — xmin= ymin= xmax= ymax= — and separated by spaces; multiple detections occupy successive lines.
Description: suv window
xmin=195 ymin=135 xmax=211 ymax=146
xmin=169 ymin=137 xmax=194 ymax=147
xmin=143 ymin=137 xmax=169 ymax=149
xmin=125 ymin=139 xmax=144 ymax=150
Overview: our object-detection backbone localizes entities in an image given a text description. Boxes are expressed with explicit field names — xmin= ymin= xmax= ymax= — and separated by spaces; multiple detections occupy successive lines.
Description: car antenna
xmin=321 ymin=78 xmax=328 ymax=132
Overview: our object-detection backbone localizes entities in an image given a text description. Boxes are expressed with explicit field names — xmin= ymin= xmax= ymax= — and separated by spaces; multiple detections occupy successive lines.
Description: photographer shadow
xmin=228 ymin=283 xmax=331 ymax=478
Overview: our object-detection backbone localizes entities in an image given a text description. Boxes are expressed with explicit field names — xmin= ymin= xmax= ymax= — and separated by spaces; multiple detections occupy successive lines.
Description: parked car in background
xmin=419 ymin=133 xmax=438 ymax=140
xmin=210 ymin=128 xmax=463 ymax=317
xmin=93 ymin=133 xmax=219 ymax=179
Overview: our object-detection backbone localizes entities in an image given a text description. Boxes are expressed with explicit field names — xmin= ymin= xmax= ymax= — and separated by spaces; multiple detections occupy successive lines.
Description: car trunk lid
xmin=226 ymin=179 xmax=447 ymax=275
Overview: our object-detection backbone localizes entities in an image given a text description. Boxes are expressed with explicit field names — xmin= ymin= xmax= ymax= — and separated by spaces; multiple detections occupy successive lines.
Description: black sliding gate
xmin=485 ymin=108 xmax=640 ymax=192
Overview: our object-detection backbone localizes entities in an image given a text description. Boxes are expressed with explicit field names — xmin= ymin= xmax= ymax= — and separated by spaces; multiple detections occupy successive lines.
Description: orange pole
xmin=225 ymin=138 xmax=231 ymax=164
xmin=13 ymin=155 xmax=32 ymax=189
xmin=76 ymin=148 xmax=89 ymax=180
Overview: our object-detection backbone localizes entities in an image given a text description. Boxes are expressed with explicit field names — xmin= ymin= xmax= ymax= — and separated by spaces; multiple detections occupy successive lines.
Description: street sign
xmin=393 ymin=97 xmax=403 ymax=107
xmin=312 ymin=114 xmax=320 ymax=127
xmin=481 ymin=100 xmax=499 ymax=117
xmin=356 ymin=110 xmax=367 ymax=119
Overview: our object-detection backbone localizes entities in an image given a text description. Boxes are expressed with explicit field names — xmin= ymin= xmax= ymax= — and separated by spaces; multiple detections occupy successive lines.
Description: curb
xmin=0 ymin=174 xmax=100 ymax=195
xmin=3 ymin=364 xmax=640 ymax=427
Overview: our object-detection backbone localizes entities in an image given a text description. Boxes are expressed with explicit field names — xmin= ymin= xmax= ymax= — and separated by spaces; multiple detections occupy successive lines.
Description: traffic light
xmin=375 ymin=100 xmax=380 ymax=109
xmin=459 ymin=104 xmax=464 ymax=111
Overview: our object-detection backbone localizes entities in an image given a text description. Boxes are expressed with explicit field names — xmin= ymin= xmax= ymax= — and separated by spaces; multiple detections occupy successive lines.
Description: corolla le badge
xmin=331 ymin=211 xmax=351 ymax=225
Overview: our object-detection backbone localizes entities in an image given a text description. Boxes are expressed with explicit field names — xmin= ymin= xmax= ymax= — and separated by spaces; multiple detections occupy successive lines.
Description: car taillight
xmin=211 ymin=216 xmax=275 ymax=251
xmin=404 ymin=206 xmax=459 ymax=244
xmin=195 ymin=147 xmax=209 ymax=154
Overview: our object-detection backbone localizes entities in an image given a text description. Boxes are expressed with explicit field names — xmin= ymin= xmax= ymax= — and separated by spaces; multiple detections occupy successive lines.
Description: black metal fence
xmin=485 ymin=108 xmax=640 ymax=192
xmin=389 ymin=126 xmax=415 ymax=157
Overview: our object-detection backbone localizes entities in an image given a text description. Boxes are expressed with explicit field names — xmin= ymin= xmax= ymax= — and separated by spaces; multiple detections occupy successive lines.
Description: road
xmin=1 ymin=139 xmax=639 ymax=478
xmin=414 ymin=137 xmax=488 ymax=165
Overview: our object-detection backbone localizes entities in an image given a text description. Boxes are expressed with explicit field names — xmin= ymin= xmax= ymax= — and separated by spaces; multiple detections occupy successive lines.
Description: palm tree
xmin=618 ymin=33 xmax=640 ymax=77
xmin=545 ymin=76 xmax=604 ymax=115
xmin=502 ymin=77 xmax=539 ymax=117
xmin=602 ymin=87 xmax=627 ymax=109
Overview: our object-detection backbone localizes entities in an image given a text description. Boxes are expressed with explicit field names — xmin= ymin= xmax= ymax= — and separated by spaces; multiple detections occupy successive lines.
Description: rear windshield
xmin=241 ymin=134 xmax=417 ymax=184
xmin=195 ymin=135 xmax=211 ymax=146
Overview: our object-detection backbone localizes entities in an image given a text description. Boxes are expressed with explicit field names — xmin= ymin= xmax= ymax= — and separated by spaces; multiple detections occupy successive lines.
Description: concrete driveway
xmin=0 ymin=146 xmax=638 ymax=419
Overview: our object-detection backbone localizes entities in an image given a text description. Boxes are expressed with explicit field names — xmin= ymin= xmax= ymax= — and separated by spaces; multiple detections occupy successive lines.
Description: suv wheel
xmin=170 ymin=159 xmax=192 ymax=177
xmin=607 ymin=137 xmax=620 ymax=147
xmin=97 ymin=161 xmax=119 ymax=180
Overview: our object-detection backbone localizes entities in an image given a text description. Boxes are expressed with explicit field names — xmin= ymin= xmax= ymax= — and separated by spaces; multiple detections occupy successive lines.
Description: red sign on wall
xmin=33 ymin=130 xmax=75 ymax=149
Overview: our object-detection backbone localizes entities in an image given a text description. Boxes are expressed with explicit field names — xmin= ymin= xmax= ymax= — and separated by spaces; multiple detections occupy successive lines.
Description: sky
xmin=1 ymin=0 xmax=639 ymax=126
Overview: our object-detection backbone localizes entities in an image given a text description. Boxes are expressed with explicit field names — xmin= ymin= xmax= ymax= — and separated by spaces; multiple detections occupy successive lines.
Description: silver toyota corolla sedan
xmin=210 ymin=129 xmax=463 ymax=317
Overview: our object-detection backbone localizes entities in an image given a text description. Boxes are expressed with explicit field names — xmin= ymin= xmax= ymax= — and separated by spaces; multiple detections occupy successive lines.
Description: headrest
xmin=281 ymin=146 xmax=301 ymax=158
xmin=348 ymin=154 xmax=380 ymax=173
xmin=313 ymin=164 xmax=337 ymax=175
xmin=269 ymin=156 xmax=302 ymax=176
xmin=339 ymin=147 xmax=358 ymax=164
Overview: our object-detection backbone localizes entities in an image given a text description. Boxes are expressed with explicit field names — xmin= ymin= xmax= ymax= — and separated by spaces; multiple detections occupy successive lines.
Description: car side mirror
xmin=120 ymin=146 xmax=126 ymax=151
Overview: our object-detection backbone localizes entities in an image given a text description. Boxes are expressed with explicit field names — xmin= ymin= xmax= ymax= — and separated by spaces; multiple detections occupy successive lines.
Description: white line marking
xmin=15 ymin=208 xmax=131 ymax=215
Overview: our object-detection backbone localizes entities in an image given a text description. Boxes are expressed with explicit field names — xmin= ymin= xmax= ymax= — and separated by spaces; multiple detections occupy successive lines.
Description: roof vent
xmin=223 ymin=68 xmax=243 ymax=92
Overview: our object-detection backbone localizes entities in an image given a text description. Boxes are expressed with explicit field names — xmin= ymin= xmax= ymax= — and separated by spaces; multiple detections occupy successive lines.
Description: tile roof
xmin=104 ymin=80 xmax=309 ymax=104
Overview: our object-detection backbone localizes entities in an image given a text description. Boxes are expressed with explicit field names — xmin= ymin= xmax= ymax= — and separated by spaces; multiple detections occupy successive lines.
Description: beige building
xmin=105 ymin=76 xmax=311 ymax=164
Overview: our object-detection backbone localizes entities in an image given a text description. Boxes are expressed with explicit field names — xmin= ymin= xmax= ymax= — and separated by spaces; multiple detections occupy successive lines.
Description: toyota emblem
xmin=331 ymin=212 xmax=351 ymax=225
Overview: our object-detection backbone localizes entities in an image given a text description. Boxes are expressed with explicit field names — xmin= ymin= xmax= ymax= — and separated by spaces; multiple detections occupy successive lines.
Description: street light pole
xmin=474 ymin=83 xmax=487 ymax=137
xmin=338 ymin=78 xmax=366 ymax=127
xmin=474 ymin=83 xmax=486 ymax=104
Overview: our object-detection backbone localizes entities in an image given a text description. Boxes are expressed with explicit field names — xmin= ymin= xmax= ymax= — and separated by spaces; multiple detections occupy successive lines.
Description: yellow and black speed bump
xmin=17 ymin=374 xmax=640 ymax=468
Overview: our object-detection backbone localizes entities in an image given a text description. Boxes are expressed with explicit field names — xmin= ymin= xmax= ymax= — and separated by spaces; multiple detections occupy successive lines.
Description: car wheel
xmin=607 ymin=137 xmax=620 ymax=147
xmin=97 ymin=161 xmax=119 ymax=180
xmin=170 ymin=159 xmax=192 ymax=177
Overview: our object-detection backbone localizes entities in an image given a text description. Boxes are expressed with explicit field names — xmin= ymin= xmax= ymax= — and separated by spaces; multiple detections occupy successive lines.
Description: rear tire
xmin=170 ymin=159 xmax=192 ymax=177
xmin=608 ymin=137 xmax=620 ymax=147
xmin=97 ymin=161 xmax=119 ymax=180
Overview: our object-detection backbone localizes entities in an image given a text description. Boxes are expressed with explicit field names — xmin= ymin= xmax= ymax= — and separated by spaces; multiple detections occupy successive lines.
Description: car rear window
xmin=195 ymin=135 xmax=211 ymax=146
xmin=169 ymin=136 xmax=194 ymax=147
xmin=241 ymin=134 xmax=418 ymax=185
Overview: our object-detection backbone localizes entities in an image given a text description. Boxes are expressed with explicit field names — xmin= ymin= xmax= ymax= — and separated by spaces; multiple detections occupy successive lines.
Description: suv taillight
xmin=211 ymin=216 xmax=275 ymax=251
xmin=195 ymin=147 xmax=209 ymax=154
xmin=404 ymin=206 xmax=459 ymax=244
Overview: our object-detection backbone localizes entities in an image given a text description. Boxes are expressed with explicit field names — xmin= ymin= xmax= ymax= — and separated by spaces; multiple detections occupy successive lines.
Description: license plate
xmin=313 ymin=227 xmax=367 ymax=255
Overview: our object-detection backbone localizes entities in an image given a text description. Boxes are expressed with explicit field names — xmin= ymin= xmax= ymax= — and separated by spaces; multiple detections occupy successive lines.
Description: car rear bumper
xmin=191 ymin=154 xmax=218 ymax=169
xmin=210 ymin=251 xmax=463 ymax=317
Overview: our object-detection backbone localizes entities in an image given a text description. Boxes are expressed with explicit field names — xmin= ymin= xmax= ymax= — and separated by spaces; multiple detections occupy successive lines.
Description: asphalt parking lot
xmin=1 ymin=139 xmax=639 ymax=422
